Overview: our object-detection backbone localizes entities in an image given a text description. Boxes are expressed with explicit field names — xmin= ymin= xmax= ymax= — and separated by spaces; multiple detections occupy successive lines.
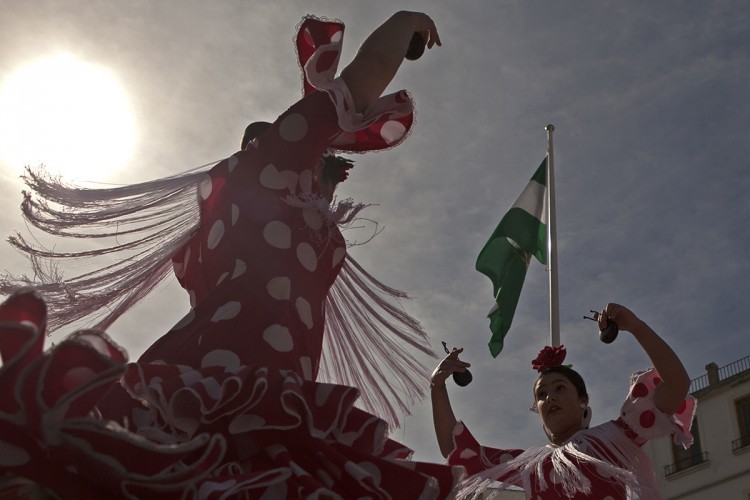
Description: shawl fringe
xmin=0 ymin=165 xmax=211 ymax=333
xmin=459 ymin=422 xmax=661 ymax=499
xmin=321 ymin=256 xmax=436 ymax=429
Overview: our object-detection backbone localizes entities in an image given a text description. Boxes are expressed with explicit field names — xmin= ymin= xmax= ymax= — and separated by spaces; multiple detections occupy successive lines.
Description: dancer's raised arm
xmin=341 ymin=11 xmax=441 ymax=113
xmin=431 ymin=348 xmax=470 ymax=457
xmin=598 ymin=303 xmax=690 ymax=415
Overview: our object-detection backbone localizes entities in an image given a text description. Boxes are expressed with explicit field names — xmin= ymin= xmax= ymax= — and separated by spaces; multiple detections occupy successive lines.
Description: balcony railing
xmin=665 ymin=451 xmax=709 ymax=476
xmin=689 ymin=355 xmax=750 ymax=394
xmin=732 ymin=434 xmax=750 ymax=452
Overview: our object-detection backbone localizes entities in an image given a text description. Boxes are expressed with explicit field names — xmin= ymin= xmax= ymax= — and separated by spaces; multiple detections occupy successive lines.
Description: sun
xmin=0 ymin=53 xmax=137 ymax=181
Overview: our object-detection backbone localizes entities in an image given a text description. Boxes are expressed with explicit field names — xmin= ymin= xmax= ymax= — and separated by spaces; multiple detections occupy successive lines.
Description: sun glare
xmin=0 ymin=53 xmax=137 ymax=180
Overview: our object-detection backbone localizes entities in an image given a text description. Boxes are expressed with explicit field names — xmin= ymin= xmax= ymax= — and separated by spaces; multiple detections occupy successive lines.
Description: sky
xmin=1 ymin=0 xmax=749 ymax=467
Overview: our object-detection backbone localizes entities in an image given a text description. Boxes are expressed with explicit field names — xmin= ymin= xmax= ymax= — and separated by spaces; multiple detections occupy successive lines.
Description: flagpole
xmin=545 ymin=124 xmax=560 ymax=347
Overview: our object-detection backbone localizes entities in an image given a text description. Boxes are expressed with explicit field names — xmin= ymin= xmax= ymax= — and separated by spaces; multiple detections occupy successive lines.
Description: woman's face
xmin=534 ymin=372 xmax=587 ymax=437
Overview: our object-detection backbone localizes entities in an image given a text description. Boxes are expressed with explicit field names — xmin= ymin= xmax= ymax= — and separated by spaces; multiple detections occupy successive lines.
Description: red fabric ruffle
xmin=0 ymin=291 xmax=460 ymax=498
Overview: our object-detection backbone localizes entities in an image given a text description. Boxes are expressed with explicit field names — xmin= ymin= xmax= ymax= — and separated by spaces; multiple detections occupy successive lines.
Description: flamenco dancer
xmin=431 ymin=303 xmax=696 ymax=499
xmin=0 ymin=11 xmax=463 ymax=498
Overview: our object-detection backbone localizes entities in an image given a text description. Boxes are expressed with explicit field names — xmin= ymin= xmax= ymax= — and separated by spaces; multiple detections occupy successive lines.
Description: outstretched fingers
xmin=431 ymin=348 xmax=471 ymax=385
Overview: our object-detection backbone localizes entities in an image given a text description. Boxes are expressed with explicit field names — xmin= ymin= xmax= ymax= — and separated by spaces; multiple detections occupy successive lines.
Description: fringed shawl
xmin=457 ymin=421 xmax=659 ymax=499
xmin=1 ymin=166 xmax=434 ymax=429
xmin=1 ymin=165 xmax=209 ymax=332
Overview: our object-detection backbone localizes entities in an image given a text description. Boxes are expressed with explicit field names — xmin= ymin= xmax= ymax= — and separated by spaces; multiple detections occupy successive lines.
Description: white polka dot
xmin=263 ymin=221 xmax=291 ymax=249
xmin=380 ymin=120 xmax=407 ymax=145
xmin=211 ymin=302 xmax=241 ymax=322
xmin=201 ymin=350 xmax=241 ymax=372
xmin=231 ymin=204 xmax=239 ymax=225
xmin=207 ymin=220 xmax=225 ymax=250
xmin=200 ymin=377 xmax=222 ymax=399
xmin=63 ymin=367 xmax=97 ymax=391
xmin=281 ymin=170 xmax=299 ymax=192
xmin=263 ymin=325 xmax=294 ymax=352
xmin=232 ymin=260 xmax=246 ymax=279
xmin=265 ymin=444 xmax=286 ymax=459
xmin=172 ymin=310 xmax=196 ymax=330
xmin=499 ymin=453 xmax=515 ymax=462
xmin=459 ymin=449 xmax=478 ymax=459
xmin=316 ymin=384 xmax=334 ymax=406
xmin=290 ymin=463 xmax=309 ymax=478
xmin=296 ymin=297 xmax=313 ymax=329
xmin=278 ymin=113 xmax=308 ymax=142
xmin=259 ymin=164 xmax=287 ymax=190
xmin=216 ymin=272 xmax=228 ymax=285
xmin=229 ymin=414 xmax=267 ymax=433
xmin=299 ymin=169 xmax=313 ymax=193
xmin=332 ymin=247 xmax=346 ymax=268
xmin=0 ymin=442 xmax=30 ymax=466
xmin=330 ymin=31 xmax=343 ymax=43
xmin=181 ymin=365 xmax=203 ymax=387
xmin=300 ymin=356 xmax=313 ymax=380
xmin=356 ymin=461 xmax=381 ymax=486
xmin=267 ymin=277 xmax=290 ymax=300
xmin=297 ymin=243 xmax=317 ymax=272
xmin=259 ymin=483 xmax=287 ymax=500
xmin=317 ymin=470 xmax=334 ymax=488
xmin=199 ymin=480 xmax=239 ymax=499
xmin=302 ymin=208 xmax=323 ymax=230
xmin=227 ymin=156 xmax=238 ymax=172
xmin=199 ymin=174 xmax=212 ymax=200
xmin=344 ymin=461 xmax=371 ymax=482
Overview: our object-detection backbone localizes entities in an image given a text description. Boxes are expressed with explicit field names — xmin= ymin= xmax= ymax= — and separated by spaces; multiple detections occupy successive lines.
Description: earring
xmin=581 ymin=405 xmax=592 ymax=429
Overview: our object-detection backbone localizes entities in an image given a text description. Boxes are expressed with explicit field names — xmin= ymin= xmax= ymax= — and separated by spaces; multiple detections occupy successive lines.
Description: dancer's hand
xmin=431 ymin=347 xmax=470 ymax=387
xmin=410 ymin=11 xmax=442 ymax=50
xmin=597 ymin=303 xmax=643 ymax=333
xmin=342 ymin=11 xmax=442 ymax=113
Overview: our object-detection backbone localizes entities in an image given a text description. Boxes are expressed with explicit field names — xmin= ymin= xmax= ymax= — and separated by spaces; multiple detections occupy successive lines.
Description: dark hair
xmin=531 ymin=365 xmax=588 ymax=412
xmin=320 ymin=155 xmax=354 ymax=185
xmin=241 ymin=121 xmax=271 ymax=150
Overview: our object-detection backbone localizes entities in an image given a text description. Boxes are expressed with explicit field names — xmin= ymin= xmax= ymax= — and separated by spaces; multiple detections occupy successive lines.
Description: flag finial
xmin=545 ymin=124 xmax=555 ymax=132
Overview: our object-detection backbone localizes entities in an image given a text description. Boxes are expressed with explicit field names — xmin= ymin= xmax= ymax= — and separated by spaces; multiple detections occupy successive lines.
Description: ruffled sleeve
xmin=295 ymin=16 xmax=415 ymax=153
xmin=618 ymin=368 xmax=697 ymax=448
xmin=446 ymin=421 xmax=523 ymax=476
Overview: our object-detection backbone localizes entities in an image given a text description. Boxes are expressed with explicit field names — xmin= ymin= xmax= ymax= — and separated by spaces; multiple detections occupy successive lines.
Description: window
xmin=666 ymin=417 xmax=707 ymax=475
xmin=733 ymin=395 xmax=750 ymax=452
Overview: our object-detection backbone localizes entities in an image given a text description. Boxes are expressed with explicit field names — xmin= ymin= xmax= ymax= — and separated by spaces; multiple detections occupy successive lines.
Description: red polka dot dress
xmin=139 ymin=89 xmax=346 ymax=379
xmin=448 ymin=369 xmax=697 ymax=499
xmin=0 ymin=17 xmax=461 ymax=499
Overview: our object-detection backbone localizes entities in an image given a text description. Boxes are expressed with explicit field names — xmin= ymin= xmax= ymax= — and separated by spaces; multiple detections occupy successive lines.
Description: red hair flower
xmin=531 ymin=345 xmax=567 ymax=372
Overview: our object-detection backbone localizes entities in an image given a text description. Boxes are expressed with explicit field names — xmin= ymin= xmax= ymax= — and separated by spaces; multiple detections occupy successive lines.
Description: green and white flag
xmin=476 ymin=158 xmax=548 ymax=357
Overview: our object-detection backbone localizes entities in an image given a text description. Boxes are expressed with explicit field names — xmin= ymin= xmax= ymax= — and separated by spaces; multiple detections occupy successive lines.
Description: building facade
xmin=643 ymin=354 xmax=750 ymax=499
